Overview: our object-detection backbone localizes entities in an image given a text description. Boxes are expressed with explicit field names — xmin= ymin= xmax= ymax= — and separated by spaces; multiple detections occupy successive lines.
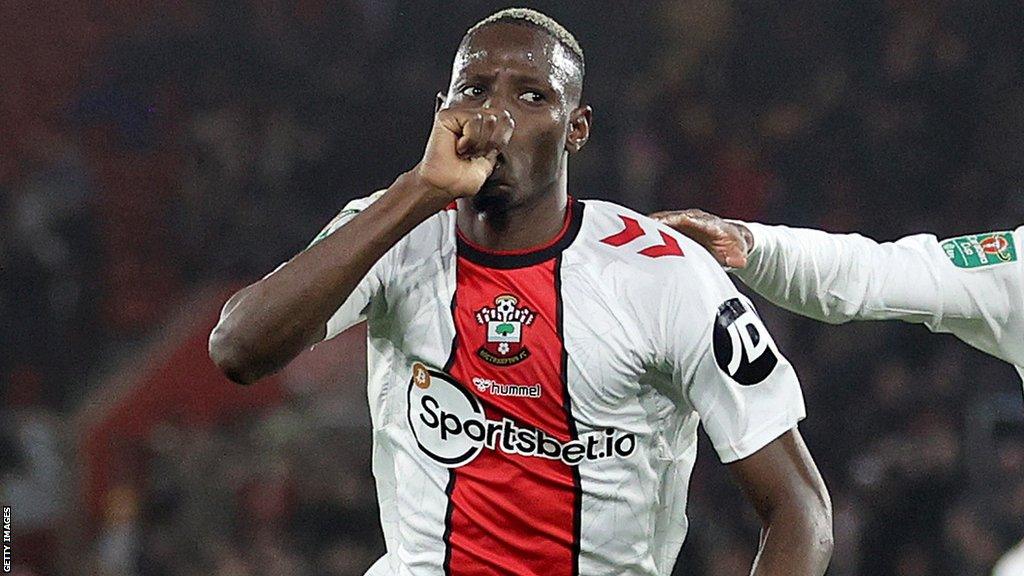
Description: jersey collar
xmin=456 ymin=197 xmax=586 ymax=269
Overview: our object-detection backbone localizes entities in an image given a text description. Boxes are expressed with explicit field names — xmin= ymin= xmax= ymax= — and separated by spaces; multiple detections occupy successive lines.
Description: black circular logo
xmin=712 ymin=298 xmax=779 ymax=386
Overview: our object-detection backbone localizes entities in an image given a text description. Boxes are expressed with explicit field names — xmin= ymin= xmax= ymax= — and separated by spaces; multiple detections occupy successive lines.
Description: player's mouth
xmin=482 ymin=178 xmax=513 ymax=193
xmin=484 ymin=158 xmax=513 ymax=189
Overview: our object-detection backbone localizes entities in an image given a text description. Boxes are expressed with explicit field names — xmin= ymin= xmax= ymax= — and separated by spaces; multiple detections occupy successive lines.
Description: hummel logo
xmin=472 ymin=377 xmax=542 ymax=399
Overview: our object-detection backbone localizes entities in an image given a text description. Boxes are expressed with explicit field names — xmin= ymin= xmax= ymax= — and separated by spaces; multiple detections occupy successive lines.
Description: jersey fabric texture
xmin=737 ymin=224 xmax=1024 ymax=385
xmin=297 ymin=195 xmax=806 ymax=576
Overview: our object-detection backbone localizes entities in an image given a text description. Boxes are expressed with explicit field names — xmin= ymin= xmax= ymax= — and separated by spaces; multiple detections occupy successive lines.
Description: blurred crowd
xmin=3 ymin=1 xmax=1023 ymax=575
xmin=89 ymin=402 xmax=382 ymax=576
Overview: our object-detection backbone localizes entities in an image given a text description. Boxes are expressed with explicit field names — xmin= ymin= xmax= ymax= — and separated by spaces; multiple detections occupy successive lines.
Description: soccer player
xmin=652 ymin=209 xmax=1024 ymax=385
xmin=209 ymin=9 xmax=833 ymax=576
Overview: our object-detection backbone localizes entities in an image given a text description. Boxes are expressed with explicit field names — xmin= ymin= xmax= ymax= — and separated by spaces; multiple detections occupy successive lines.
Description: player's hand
xmin=415 ymin=107 xmax=515 ymax=200
xmin=650 ymin=209 xmax=754 ymax=269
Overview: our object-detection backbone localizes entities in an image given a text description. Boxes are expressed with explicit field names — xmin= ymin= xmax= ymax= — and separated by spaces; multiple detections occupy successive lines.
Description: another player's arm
xmin=729 ymin=429 xmax=833 ymax=576
xmin=654 ymin=209 xmax=984 ymax=325
xmin=209 ymin=108 xmax=514 ymax=384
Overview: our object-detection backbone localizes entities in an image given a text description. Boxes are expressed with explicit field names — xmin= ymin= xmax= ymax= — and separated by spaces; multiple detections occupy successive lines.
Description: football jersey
xmin=299 ymin=195 xmax=806 ymax=576
xmin=735 ymin=224 xmax=1024 ymax=385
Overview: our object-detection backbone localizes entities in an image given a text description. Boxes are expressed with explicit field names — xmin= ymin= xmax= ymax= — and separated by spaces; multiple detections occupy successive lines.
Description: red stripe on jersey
xmin=444 ymin=255 xmax=579 ymax=576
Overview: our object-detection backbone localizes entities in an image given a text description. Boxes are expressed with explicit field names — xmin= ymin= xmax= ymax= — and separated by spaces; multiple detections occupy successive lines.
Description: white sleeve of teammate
xmin=661 ymin=249 xmax=806 ymax=463
xmin=266 ymin=190 xmax=390 ymax=342
xmin=734 ymin=223 xmax=1021 ymax=328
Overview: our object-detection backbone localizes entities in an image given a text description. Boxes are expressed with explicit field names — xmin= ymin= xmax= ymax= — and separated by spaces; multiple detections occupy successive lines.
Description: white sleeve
xmin=267 ymin=190 xmax=390 ymax=342
xmin=992 ymin=539 xmax=1024 ymax=576
xmin=734 ymin=223 xmax=1023 ymax=327
xmin=660 ymin=249 xmax=806 ymax=463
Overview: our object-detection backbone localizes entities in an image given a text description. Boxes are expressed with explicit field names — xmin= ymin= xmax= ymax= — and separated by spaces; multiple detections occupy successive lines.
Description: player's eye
xmin=460 ymin=86 xmax=485 ymax=98
xmin=519 ymin=91 xmax=545 ymax=103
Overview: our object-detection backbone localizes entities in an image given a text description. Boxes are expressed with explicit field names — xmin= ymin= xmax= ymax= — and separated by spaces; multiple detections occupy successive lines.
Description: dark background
xmin=2 ymin=1 xmax=1024 ymax=575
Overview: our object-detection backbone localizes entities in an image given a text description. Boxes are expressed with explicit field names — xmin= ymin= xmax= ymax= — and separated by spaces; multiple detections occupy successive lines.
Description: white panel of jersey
xmin=291 ymin=195 xmax=806 ymax=576
xmin=736 ymin=223 xmax=1024 ymax=386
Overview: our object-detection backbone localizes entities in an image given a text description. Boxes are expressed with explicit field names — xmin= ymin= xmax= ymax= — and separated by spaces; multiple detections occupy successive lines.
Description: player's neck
xmin=456 ymin=185 xmax=569 ymax=254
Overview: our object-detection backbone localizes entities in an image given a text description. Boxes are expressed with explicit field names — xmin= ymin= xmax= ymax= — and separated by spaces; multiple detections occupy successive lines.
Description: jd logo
xmin=712 ymin=298 xmax=779 ymax=386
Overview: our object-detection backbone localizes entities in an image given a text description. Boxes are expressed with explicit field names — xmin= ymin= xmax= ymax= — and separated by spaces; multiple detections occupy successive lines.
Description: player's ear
xmin=565 ymin=105 xmax=592 ymax=154
xmin=435 ymin=91 xmax=447 ymax=113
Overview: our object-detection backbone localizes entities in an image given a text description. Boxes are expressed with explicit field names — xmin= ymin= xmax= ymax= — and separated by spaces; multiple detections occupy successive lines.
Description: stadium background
xmin=3 ymin=0 xmax=1024 ymax=574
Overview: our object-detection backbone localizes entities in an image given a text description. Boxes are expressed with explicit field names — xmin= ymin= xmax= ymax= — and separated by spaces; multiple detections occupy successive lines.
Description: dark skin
xmin=733 ymin=430 xmax=833 ymax=575
xmin=446 ymin=23 xmax=591 ymax=249
xmin=209 ymin=22 xmax=832 ymax=575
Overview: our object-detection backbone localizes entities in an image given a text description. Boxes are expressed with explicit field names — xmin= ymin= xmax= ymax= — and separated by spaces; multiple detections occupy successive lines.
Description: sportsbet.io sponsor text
xmin=3 ymin=506 xmax=11 ymax=573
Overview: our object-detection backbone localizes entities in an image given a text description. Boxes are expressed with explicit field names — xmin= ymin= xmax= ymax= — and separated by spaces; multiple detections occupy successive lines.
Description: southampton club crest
xmin=475 ymin=294 xmax=535 ymax=366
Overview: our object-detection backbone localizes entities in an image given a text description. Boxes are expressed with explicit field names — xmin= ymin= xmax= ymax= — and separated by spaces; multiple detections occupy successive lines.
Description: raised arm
xmin=208 ymin=177 xmax=442 ymax=385
xmin=209 ymin=108 xmax=514 ymax=384
xmin=728 ymin=429 xmax=833 ymax=576
xmin=653 ymin=209 xmax=1017 ymax=326
xmin=733 ymin=221 xmax=951 ymax=325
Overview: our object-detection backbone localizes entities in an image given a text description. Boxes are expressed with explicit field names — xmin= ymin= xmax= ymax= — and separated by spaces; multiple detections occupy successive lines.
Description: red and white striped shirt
xmin=297 ymin=194 xmax=805 ymax=576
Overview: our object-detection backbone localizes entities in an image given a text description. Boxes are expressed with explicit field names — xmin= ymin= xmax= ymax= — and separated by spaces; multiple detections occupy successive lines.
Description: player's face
xmin=443 ymin=24 xmax=588 ymax=210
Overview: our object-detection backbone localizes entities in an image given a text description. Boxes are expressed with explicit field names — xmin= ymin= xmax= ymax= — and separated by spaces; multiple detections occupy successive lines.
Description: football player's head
xmin=441 ymin=8 xmax=592 ymax=213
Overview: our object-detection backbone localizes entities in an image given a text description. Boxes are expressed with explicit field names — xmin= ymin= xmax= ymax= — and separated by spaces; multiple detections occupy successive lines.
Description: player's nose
xmin=482 ymin=95 xmax=510 ymax=113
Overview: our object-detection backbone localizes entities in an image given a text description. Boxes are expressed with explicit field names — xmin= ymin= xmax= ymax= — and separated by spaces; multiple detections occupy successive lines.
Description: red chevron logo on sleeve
xmin=639 ymin=231 xmax=684 ymax=258
xmin=599 ymin=215 xmax=645 ymax=246
xmin=600 ymin=216 xmax=684 ymax=258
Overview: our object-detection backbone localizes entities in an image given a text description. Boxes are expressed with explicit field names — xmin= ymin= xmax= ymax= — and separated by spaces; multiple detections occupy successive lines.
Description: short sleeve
xmin=659 ymin=249 xmax=806 ymax=463
xmin=269 ymin=190 xmax=390 ymax=342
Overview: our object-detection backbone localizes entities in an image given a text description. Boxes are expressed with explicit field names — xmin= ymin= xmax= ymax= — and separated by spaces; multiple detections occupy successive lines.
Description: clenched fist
xmin=416 ymin=108 xmax=515 ymax=200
